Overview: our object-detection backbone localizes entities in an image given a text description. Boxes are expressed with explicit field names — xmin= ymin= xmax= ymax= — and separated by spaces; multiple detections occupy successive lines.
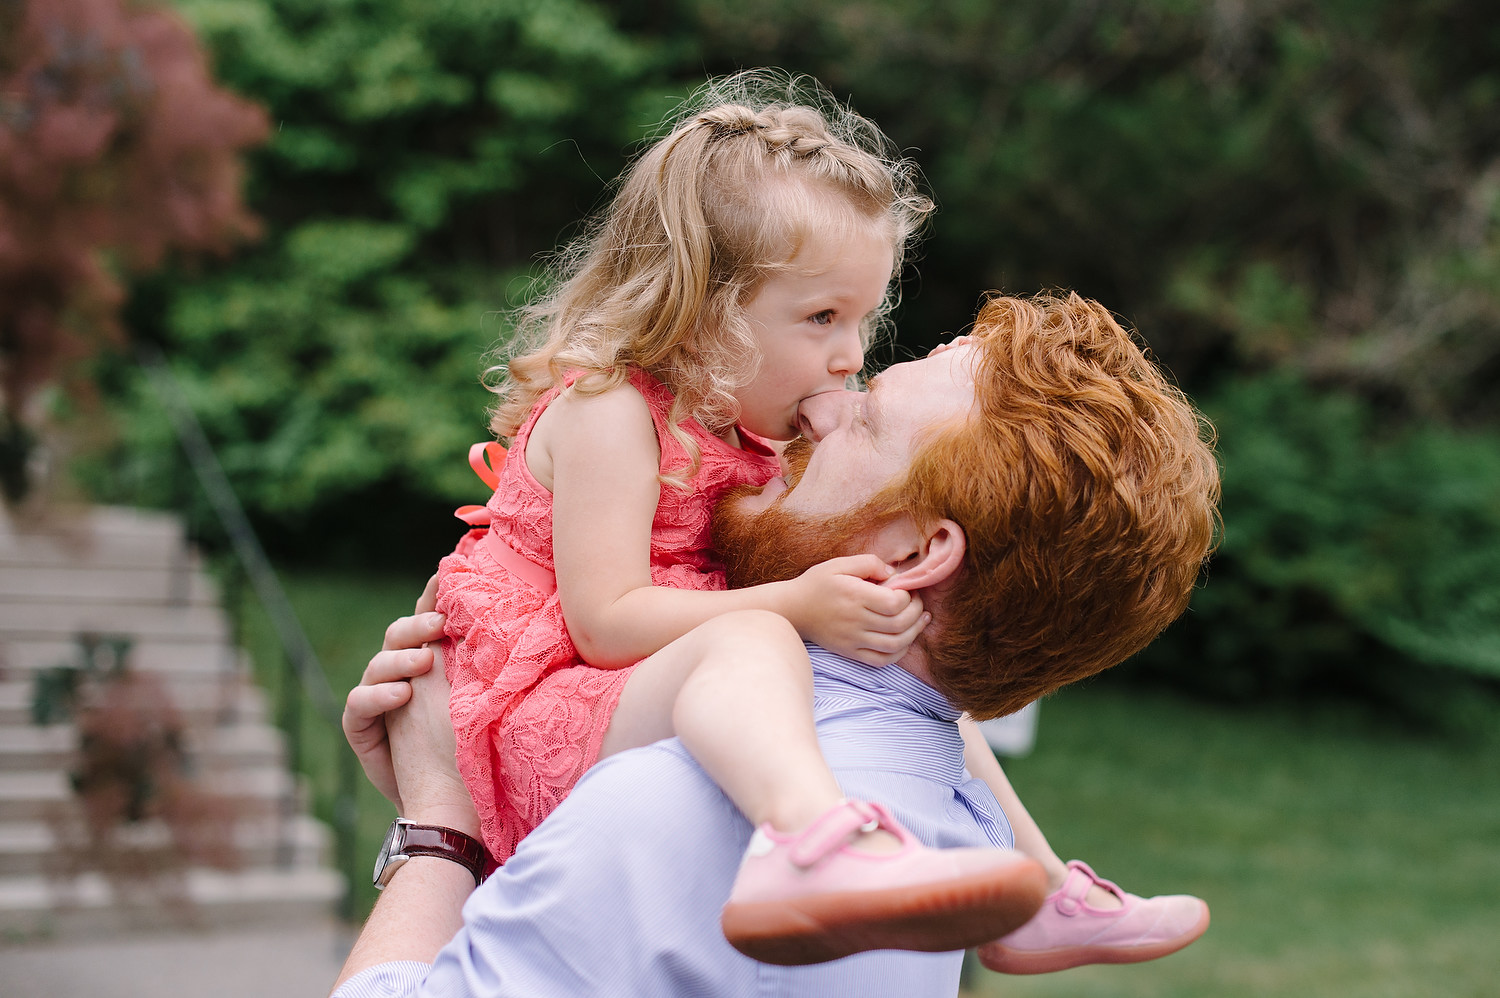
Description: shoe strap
xmin=1056 ymin=859 xmax=1124 ymax=915
xmin=788 ymin=799 xmax=902 ymax=868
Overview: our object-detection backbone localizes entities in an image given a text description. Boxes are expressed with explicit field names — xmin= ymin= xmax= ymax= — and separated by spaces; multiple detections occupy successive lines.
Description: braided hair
xmin=488 ymin=70 xmax=932 ymax=479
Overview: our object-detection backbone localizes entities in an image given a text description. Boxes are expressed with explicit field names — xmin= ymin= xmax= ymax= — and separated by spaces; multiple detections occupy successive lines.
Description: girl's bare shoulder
xmin=526 ymin=381 xmax=658 ymax=489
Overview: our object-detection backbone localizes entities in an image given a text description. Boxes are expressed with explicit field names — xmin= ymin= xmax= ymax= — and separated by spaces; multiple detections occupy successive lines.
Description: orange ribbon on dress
xmin=452 ymin=441 xmax=558 ymax=595
xmin=454 ymin=441 xmax=507 ymax=526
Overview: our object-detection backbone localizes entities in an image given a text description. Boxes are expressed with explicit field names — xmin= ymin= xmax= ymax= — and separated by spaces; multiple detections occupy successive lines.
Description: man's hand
xmin=332 ymin=576 xmax=482 ymax=992
xmin=926 ymin=334 xmax=973 ymax=357
xmin=782 ymin=555 xmax=928 ymax=666
xmin=387 ymin=645 xmax=481 ymax=838
xmin=342 ymin=575 xmax=444 ymax=811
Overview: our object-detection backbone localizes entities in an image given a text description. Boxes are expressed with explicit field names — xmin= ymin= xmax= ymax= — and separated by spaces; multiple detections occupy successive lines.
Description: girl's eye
xmin=809 ymin=310 xmax=835 ymax=326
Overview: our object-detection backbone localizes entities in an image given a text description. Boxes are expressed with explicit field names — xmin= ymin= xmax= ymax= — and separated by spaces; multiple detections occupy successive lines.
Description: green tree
xmin=90 ymin=0 xmax=669 ymax=562
xmin=79 ymin=0 xmax=1500 ymax=705
xmin=684 ymin=0 xmax=1500 ymax=422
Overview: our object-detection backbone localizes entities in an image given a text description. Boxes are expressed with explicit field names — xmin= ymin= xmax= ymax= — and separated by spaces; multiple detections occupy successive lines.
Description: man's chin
xmin=713 ymin=482 xmax=894 ymax=590
xmin=712 ymin=491 xmax=839 ymax=589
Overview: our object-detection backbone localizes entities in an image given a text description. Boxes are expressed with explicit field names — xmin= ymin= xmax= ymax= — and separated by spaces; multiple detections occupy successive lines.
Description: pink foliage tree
xmin=0 ymin=0 xmax=267 ymax=499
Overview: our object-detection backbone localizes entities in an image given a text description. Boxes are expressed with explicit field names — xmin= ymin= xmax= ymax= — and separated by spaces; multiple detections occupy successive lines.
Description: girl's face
xmin=733 ymin=223 xmax=896 ymax=441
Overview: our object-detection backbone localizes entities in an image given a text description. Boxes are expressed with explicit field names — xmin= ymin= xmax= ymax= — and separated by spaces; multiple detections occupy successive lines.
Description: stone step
xmin=0 ymin=679 xmax=268 ymax=728
xmin=0 ymin=638 xmax=251 ymax=678
xmin=0 ymin=768 xmax=297 ymax=823
xmin=0 ymin=600 xmax=230 ymax=644
xmin=0 ymin=505 xmax=347 ymax=942
xmin=0 ymin=564 xmax=219 ymax=606
xmin=0 ymin=865 xmax=345 ymax=939
xmin=0 ymin=507 xmax=193 ymax=571
xmin=0 ymin=507 xmax=187 ymax=552
xmin=0 ymin=814 xmax=330 ymax=878
xmin=0 ymin=722 xmax=285 ymax=772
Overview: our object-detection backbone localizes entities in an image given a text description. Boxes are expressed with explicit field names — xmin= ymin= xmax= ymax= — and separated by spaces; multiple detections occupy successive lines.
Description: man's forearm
xmin=336 ymin=578 xmax=481 ymax=994
xmin=331 ymin=856 xmax=475 ymax=994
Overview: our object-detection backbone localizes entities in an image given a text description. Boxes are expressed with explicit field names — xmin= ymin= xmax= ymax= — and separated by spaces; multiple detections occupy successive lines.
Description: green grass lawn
xmin=968 ymin=685 xmax=1500 ymax=998
xmin=239 ymin=570 xmax=1499 ymax=994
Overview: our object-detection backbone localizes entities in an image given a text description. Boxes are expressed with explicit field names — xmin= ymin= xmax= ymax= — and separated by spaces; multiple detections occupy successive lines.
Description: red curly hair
xmin=880 ymin=293 xmax=1221 ymax=719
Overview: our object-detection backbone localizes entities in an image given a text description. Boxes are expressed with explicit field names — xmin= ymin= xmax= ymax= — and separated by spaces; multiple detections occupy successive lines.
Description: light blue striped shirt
xmin=336 ymin=646 xmax=1014 ymax=998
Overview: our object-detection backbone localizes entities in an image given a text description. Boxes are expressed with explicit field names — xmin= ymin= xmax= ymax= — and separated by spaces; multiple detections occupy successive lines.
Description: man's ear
xmin=881 ymin=518 xmax=966 ymax=592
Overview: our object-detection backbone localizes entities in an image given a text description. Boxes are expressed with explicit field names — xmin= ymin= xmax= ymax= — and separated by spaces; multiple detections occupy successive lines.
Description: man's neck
xmin=893 ymin=645 xmax=936 ymax=689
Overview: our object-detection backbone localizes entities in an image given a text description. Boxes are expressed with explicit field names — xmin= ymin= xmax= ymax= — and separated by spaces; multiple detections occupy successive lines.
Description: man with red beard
xmin=334 ymin=293 xmax=1220 ymax=998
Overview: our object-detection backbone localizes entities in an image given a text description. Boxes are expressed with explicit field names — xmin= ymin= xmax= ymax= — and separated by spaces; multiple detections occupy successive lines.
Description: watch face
xmin=373 ymin=819 xmax=408 ymax=887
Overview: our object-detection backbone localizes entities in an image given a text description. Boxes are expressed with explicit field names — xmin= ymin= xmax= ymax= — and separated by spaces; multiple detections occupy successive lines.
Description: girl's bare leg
xmin=603 ymin=609 xmax=890 ymax=842
xmin=606 ymin=616 xmax=1052 ymax=964
xmin=959 ymin=717 xmax=1121 ymax=908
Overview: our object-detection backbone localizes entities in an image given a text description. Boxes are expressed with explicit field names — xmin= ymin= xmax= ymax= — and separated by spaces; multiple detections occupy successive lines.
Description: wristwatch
xmin=373 ymin=817 xmax=487 ymax=890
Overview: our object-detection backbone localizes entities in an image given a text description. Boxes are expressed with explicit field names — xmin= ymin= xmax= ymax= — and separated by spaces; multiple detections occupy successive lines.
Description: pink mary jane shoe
xmin=720 ymin=799 xmax=1046 ymax=967
xmin=977 ymin=860 xmax=1210 ymax=975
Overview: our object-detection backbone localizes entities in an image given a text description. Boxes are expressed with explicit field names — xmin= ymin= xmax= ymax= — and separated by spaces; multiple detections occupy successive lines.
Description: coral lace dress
xmin=435 ymin=369 xmax=779 ymax=863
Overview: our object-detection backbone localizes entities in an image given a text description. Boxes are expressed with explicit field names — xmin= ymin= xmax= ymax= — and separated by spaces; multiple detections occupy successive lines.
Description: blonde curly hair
xmin=487 ymin=70 xmax=932 ymax=477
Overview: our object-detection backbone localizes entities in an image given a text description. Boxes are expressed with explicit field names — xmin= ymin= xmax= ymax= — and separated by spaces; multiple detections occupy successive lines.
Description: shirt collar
xmin=806 ymin=644 xmax=962 ymax=722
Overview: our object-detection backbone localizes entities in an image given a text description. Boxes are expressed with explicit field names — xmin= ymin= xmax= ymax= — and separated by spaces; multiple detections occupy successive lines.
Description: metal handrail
xmin=138 ymin=344 xmax=360 ymax=919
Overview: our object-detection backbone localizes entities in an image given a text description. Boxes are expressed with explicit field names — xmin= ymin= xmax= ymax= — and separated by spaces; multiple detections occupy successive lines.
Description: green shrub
xmin=1128 ymin=373 xmax=1500 ymax=718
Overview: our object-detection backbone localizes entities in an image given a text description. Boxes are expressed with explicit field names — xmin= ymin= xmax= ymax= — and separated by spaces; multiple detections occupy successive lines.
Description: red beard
xmin=711 ymin=437 xmax=890 ymax=589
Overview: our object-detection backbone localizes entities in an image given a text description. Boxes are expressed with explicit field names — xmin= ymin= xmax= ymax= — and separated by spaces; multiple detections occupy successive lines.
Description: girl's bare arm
xmin=539 ymin=384 xmax=923 ymax=668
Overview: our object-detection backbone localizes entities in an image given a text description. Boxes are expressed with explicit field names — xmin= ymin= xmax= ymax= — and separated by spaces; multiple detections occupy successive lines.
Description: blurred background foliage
xmin=9 ymin=0 xmax=1499 ymax=715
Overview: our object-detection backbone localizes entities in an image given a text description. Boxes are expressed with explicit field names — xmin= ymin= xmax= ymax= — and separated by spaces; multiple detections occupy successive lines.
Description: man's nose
xmin=796 ymin=389 xmax=862 ymax=442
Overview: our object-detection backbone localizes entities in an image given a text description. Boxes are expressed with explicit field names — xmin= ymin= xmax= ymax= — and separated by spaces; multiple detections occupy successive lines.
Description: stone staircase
xmin=0 ymin=506 xmax=343 ymax=938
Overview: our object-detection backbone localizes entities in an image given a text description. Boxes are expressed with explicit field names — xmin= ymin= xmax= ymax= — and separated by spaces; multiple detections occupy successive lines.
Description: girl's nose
xmin=796 ymin=389 xmax=861 ymax=442
xmin=830 ymin=327 xmax=864 ymax=378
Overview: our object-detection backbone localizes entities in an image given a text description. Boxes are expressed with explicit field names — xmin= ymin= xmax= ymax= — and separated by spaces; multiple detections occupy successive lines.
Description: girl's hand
xmin=783 ymin=555 xmax=929 ymax=666
xmin=927 ymin=334 xmax=973 ymax=357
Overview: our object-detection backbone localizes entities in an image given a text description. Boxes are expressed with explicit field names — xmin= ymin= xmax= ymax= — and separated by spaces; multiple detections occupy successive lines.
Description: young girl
xmin=435 ymin=76 xmax=1045 ymax=965
xmin=436 ymin=74 xmax=1206 ymax=969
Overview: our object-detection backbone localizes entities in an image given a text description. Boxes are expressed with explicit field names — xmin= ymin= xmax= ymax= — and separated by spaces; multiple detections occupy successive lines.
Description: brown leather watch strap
xmin=399 ymin=823 xmax=487 ymax=885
